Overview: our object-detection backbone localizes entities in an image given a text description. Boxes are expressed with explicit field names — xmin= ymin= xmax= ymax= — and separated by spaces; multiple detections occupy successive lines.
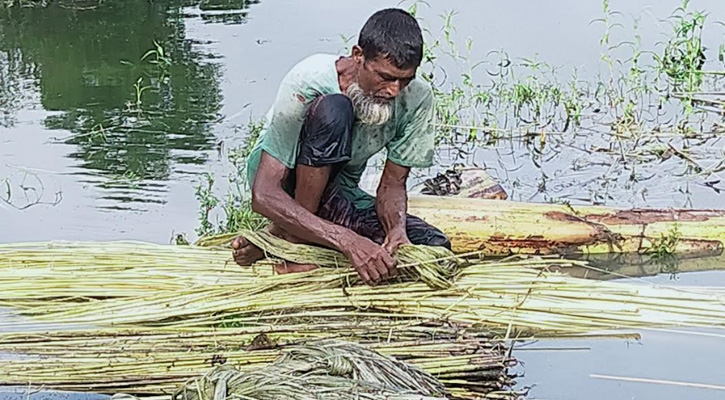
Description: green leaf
xmin=141 ymin=49 xmax=156 ymax=61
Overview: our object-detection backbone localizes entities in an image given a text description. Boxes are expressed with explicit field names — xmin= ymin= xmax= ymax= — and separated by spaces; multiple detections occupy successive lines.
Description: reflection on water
xmin=555 ymin=253 xmax=725 ymax=282
xmin=195 ymin=0 xmax=261 ymax=24
xmin=0 ymin=0 xmax=260 ymax=205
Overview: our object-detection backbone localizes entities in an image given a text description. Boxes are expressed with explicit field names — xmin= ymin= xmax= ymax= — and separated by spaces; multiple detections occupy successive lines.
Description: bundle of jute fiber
xmin=0 ymin=232 xmax=462 ymax=307
xmin=240 ymin=229 xmax=465 ymax=289
xmin=0 ymin=326 xmax=519 ymax=399
xmin=2 ymin=234 xmax=725 ymax=336
xmin=172 ymin=339 xmax=450 ymax=400
xmin=0 ymin=240 xmax=250 ymax=301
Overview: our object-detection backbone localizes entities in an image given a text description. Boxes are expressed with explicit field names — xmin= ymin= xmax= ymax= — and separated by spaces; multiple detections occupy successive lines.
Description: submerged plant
xmin=1 ymin=169 xmax=62 ymax=210
xmin=142 ymin=40 xmax=173 ymax=67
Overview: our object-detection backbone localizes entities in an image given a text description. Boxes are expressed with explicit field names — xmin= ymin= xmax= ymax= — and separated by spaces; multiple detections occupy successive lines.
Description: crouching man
xmin=233 ymin=8 xmax=450 ymax=285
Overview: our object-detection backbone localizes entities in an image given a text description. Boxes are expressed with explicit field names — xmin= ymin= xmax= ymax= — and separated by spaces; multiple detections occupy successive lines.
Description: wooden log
xmin=408 ymin=196 xmax=725 ymax=257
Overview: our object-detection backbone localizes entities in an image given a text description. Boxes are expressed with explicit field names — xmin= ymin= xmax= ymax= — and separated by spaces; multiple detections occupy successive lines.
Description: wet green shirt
xmin=246 ymin=53 xmax=435 ymax=209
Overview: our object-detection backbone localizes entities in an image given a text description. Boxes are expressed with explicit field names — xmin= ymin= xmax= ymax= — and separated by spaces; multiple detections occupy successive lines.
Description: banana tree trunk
xmin=408 ymin=196 xmax=725 ymax=258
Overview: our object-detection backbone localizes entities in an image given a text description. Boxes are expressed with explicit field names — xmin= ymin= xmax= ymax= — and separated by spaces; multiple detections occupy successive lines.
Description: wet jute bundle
xmin=240 ymin=229 xmax=464 ymax=289
xmin=2 ymin=232 xmax=725 ymax=335
xmin=172 ymin=339 xmax=450 ymax=400
xmin=2 ymin=233 xmax=725 ymax=399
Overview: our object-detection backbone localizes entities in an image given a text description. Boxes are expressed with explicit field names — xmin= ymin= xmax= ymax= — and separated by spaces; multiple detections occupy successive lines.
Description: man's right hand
xmin=341 ymin=234 xmax=398 ymax=285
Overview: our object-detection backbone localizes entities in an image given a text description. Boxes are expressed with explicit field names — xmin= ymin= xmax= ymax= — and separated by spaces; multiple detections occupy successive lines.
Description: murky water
xmin=1 ymin=0 xmax=724 ymax=399
xmin=0 ymin=387 xmax=107 ymax=400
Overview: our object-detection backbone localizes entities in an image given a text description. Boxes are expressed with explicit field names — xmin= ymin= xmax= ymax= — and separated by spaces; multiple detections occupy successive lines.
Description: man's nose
xmin=382 ymin=80 xmax=401 ymax=98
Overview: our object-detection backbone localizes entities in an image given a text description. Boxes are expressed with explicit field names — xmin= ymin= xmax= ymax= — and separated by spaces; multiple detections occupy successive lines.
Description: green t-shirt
xmin=246 ymin=53 xmax=435 ymax=209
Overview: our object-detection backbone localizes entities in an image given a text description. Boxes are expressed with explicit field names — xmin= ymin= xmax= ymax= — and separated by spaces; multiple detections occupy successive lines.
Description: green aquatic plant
xmin=195 ymin=172 xmax=219 ymax=237
xmin=142 ymin=40 xmax=173 ymax=68
xmin=656 ymin=0 xmax=707 ymax=93
xmin=194 ymin=120 xmax=267 ymax=238
xmin=130 ymin=77 xmax=151 ymax=110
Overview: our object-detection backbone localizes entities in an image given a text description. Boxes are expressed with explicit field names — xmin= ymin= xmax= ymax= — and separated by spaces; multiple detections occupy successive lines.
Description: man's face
xmin=346 ymin=46 xmax=418 ymax=125
xmin=353 ymin=47 xmax=417 ymax=101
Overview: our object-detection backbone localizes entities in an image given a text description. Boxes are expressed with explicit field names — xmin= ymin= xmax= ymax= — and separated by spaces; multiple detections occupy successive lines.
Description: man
xmin=232 ymin=8 xmax=450 ymax=285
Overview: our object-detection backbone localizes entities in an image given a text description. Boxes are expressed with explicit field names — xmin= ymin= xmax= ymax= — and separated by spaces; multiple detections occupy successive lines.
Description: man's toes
xmin=233 ymin=243 xmax=265 ymax=266
xmin=231 ymin=236 xmax=249 ymax=250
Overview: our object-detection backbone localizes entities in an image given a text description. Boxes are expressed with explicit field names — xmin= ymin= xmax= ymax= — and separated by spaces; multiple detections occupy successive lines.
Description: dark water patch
xmin=99 ymin=195 xmax=167 ymax=205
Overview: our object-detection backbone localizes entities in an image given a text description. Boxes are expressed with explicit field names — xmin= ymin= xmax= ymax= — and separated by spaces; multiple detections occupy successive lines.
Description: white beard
xmin=345 ymin=82 xmax=393 ymax=126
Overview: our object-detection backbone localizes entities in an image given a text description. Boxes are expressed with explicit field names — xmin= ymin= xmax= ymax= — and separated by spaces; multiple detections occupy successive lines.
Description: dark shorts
xmin=288 ymin=94 xmax=451 ymax=250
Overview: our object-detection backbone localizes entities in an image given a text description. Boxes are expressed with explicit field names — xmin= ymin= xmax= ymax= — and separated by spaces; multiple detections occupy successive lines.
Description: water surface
xmin=1 ymin=1 xmax=724 ymax=399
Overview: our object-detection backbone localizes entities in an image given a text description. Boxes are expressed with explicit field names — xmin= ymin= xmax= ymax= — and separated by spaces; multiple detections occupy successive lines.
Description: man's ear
xmin=351 ymin=45 xmax=364 ymax=64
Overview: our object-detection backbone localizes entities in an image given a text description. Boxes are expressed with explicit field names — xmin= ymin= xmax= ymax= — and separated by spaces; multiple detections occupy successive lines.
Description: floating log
xmin=408 ymin=196 xmax=725 ymax=257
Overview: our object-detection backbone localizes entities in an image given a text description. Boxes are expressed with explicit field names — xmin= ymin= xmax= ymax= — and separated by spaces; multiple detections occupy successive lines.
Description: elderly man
xmin=232 ymin=8 xmax=450 ymax=285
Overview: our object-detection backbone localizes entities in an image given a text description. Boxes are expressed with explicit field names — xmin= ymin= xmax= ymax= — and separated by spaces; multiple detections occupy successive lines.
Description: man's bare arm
xmin=376 ymin=159 xmax=412 ymax=253
xmin=251 ymin=151 xmax=397 ymax=284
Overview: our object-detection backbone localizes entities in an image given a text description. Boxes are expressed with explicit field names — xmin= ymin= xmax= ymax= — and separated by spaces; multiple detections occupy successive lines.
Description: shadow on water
xmin=0 ymin=0 xmax=259 ymax=204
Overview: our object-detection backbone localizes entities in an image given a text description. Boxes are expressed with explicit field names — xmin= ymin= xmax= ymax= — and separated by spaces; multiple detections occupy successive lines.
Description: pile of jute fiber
xmin=2 ymin=231 xmax=725 ymax=398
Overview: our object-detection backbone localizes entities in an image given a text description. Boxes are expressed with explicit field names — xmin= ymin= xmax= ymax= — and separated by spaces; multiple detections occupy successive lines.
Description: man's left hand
xmin=383 ymin=228 xmax=411 ymax=255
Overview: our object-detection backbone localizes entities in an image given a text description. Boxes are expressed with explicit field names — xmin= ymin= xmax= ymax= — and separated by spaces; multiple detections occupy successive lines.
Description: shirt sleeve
xmin=258 ymin=63 xmax=315 ymax=169
xmin=386 ymin=84 xmax=436 ymax=168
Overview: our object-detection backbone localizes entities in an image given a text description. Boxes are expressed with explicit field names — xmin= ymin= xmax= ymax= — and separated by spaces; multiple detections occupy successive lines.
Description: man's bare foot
xmin=232 ymin=235 xmax=265 ymax=266
xmin=232 ymin=224 xmax=302 ymax=267
xmin=273 ymin=262 xmax=319 ymax=274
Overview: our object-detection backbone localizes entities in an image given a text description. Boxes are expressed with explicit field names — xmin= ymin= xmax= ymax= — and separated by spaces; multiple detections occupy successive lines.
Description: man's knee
xmin=405 ymin=216 xmax=452 ymax=250
xmin=306 ymin=94 xmax=354 ymax=129
xmin=423 ymin=231 xmax=452 ymax=250
xmin=298 ymin=94 xmax=355 ymax=167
